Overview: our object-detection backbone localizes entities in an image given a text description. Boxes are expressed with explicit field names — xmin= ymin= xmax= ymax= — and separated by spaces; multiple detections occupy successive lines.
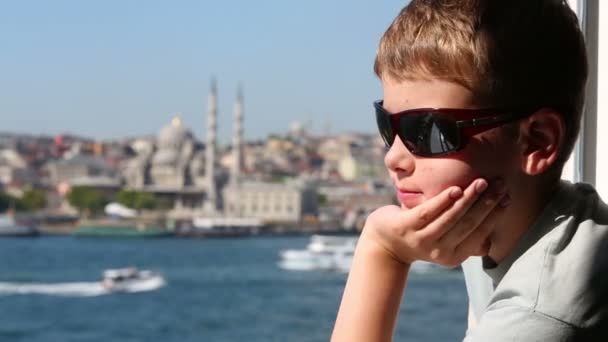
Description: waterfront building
xmin=222 ymin=179 xmax=317 ymax=224
xmin=45 ymin=155 xmax=118 ymax=186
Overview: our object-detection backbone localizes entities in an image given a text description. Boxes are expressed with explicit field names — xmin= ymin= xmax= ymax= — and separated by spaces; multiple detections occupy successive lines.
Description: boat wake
xmin=0 ymin=282 xmax=110 ymax=297
xmin=0 ymin=268 xmax=166 ymax=297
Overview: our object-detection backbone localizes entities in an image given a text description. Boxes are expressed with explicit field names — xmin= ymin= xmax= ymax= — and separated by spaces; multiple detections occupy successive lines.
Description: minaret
xmin=204 ymin=78 xmax=218 ymax=214
xmin=231 ymin=84 xmax=243 ymax=186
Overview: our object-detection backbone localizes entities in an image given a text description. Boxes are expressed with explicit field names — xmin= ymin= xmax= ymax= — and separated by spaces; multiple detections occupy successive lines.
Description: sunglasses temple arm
xmin=456 ymin=112 xmax=528 ymax=128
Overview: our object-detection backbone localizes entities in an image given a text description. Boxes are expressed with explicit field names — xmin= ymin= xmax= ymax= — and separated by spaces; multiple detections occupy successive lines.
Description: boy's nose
xmin=384 ymin=135 xmax=415 ymax=176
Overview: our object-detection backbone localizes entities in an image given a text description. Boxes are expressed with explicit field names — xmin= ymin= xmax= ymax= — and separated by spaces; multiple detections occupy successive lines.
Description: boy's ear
xmin=519 ymin=108 xmax=565 ymax=176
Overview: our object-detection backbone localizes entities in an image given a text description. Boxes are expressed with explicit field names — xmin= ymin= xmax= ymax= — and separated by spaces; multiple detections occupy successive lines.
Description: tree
xmin=317 ymin=193 xmax=328 ymax=206
xmin=115 ymin=190 xmax=137 ymax=209
xmin=134 ymin=192 xmax=156 ymax=210
xmin=20 ymin=189 xmax=47 ymax=212
xmin=0 ymin=192 xmax=20 ymax=212
xmin=67 ymin=186 xmax=106 ymax=216
xmin=115 ymin=190 xmax=157 ymax=211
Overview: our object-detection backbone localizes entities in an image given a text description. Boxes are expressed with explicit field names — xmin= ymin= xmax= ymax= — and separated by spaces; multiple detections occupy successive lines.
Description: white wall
xmin=594 ymin=0 xmax=608 ymax=199
xmin=562 ymin=0 xmax=582 ymax=183
xmin=564 ymin=0 xmax=607 ymax=199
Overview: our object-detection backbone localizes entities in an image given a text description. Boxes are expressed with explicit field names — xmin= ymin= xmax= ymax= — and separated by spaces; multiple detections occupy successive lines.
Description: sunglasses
xmin=374 ymin=100 xmax=537 ymax=157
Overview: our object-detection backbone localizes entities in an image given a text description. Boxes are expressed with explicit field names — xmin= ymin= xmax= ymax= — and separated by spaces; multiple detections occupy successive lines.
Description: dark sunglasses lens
xmin=375 ymin=107 xmax=394 ymax=147
xmin=398 ymin=113 xmax=461 ymax=156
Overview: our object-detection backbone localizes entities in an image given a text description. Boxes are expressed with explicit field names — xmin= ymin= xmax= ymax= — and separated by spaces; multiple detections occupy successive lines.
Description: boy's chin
xmin=400 ymin=201 xmax=420 ymax=210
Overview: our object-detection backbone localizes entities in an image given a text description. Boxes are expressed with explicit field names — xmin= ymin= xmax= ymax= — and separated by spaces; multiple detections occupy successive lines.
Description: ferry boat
xmin=278 ymin=234 xmax=449 ymax=273
xmin=278 ymin=235 xmax=356 ymax=273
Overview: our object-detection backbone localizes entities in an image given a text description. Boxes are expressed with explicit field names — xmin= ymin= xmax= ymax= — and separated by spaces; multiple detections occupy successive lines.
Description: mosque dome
xmin=152 ymin=149 xmax=179 ymax=166
xmin=152 ymin=116 xmax=193 ymax=167
xmin=157 ymin=116 xmax=193 ymax=150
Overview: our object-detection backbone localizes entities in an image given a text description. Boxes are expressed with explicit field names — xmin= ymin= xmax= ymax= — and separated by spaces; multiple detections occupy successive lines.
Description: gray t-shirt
xmin=463 ymin=181 xmax=608 ymax=341
xmin=461 ymin=256 xmax=493 ymax=327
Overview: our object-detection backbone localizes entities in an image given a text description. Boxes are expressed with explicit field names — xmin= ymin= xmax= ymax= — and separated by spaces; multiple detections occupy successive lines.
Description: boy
xmin=332 ymin=0 xmax=607 ymax=341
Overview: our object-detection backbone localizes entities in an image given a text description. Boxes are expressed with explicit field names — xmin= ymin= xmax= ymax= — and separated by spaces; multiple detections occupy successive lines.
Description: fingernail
xmin=499 ymin=194 xmax=511 ymax=208
xmin=450 ymin=187 xmax=463 ymax=199
xmin=475 ymin=179 xmax=488 ymax=194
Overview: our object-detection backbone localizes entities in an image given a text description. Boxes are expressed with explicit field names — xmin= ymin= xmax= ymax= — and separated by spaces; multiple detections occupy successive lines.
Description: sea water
xmin=0 ymin=236 xmax=467 ymax=342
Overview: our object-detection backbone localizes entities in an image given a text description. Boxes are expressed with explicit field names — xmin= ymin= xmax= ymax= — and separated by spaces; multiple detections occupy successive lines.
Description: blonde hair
xmin=374 ymin=0 xmax=588 ymax=168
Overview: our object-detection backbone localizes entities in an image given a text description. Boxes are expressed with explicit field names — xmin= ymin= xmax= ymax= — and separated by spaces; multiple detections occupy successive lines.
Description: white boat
xmin=278 ymin=235 xmax=357 ymax=273
xmin=0 ymin=214 xmax=37 ymax=237
xmin=307 ymin=234 xmax=357 ymax=253
xmin=278 ymin=234 xmax=450 ymax=273
xmin=101 ymin=267 xmax=165 ymax=293
xmin=410 ymin=260 xmax=450 ymax=273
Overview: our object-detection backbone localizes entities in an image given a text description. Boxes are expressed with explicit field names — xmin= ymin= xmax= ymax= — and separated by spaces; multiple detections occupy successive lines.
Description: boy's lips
xmin=396 ymin=188 xmax=424 ymax=208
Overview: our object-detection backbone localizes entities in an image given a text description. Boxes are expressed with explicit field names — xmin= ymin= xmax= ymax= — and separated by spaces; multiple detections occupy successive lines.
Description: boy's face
xmin=381 ymin=77 xmax=521 ymax=209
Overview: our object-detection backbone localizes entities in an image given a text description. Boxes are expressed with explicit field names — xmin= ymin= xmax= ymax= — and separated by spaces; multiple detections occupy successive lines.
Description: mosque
xmin=122 ymin=81 xmax=316 ymax=225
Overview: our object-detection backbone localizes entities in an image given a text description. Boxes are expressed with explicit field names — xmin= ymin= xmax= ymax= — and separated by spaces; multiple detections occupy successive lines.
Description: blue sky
xmin=0 ymin=0 xmax=406 ymax=143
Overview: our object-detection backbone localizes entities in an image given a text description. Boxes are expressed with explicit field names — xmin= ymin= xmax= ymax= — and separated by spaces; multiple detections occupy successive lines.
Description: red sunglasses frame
xmin=374 ymin=100 xmax=538 ymax=156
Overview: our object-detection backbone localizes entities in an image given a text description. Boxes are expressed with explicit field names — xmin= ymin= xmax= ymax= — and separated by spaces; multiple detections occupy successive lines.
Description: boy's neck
xmin=486 ymin=177 xmax=561 ymax=264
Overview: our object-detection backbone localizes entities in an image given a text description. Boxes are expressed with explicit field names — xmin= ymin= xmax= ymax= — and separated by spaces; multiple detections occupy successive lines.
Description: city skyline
xmin=1 ymin=0 xmax=406 ymax=143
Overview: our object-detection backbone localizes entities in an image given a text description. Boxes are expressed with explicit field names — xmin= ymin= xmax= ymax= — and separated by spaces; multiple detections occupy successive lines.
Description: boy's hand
xmin=363 ymin=179 xmax=508 ymax=268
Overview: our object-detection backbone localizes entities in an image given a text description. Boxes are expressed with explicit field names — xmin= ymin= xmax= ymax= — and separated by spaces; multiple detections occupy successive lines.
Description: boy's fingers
xmin=454 ymin=199 xmax=507 ymax=257
xmin=405 ymin=185 xmax=463 ymax=229
xmin=438 ymin=182 xmax=507 ymax=247
xmin=415 ymin=179 xmax=487 ymax=240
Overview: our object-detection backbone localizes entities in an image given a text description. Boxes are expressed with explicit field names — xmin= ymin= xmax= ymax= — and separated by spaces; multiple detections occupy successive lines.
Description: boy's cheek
xmin=422 ymin=167 xmax=481 ymax=196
